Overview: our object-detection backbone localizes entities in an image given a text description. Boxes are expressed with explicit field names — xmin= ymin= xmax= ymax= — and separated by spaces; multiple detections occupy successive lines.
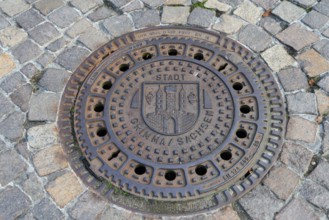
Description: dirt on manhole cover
xmin=58 ymin=26 xmax=286 ymax=215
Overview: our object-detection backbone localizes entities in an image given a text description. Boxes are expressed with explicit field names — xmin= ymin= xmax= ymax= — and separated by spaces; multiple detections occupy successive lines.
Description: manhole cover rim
xmin=57 ymin=25 xmax=286 ymax=215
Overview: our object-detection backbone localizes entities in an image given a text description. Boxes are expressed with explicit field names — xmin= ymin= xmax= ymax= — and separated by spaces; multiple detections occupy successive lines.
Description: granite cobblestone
xmin=0 ymin=0 xmax=329 ymax=218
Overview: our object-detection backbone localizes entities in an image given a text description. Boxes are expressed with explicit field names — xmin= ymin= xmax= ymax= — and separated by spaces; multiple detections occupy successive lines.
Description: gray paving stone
xmin=78 ymin=28 xmax=109 ymax=50
xmin=12 ymin=40 xmax=42 ymax=64
xmin=317 ymin=74 xmax=329 ymax=93
xmin=188 ymin=8 xmax=215 ymax=28
xmin=286 ymin=116 xmax=317 ymax=143
xmin=302 ymin=10 xmax=329 ymax=29
xmin=233 ymin=1 xmax=263 ymax=24
xmin=324 ymin=121 xmax=329 ymax=155
xmin=309 ymin=160 xmax=329 ymax=189
xmin=27 ymin=123 xmax=57 ymax=149
xmin=46 ymin=37 xmax=68 ymax=52
xmin=66 ymin=19 xmax=93 ymax=38
xmin=260 ymin=17 xmax=283 ymax=35
xmin=218 ymin=0 xmax=243 ymax=7
xmin=295 ymin=0 xmax=317 ymax=7
xmin=239 ymin=185 xmax=284 ymax=220
xmin=17 ymin=172 xmax=44 ymax=202
xmin=251 ymin=0 xmax=280 ymax=9
xmin=313 ymin=39 xmax=329 ymax=60
xmin=131 ymin=10 xmax=160 ymax=29
xmin=0 ymin=186 xmax=31 ymax=219
xmin=32 ymin=198 xmax=64 ymax=219
xmin=87 ymin=6 xmax=117 ymax=21
xmin=275 ymin=197 xmax=320 ymax=220
xmin=0 ymin=111 xmax=25 ymax=141
xmin=28 ymin=22 xmax=60 ymax=46
xmin=0 ymin=0 xmax=29 ymax=16
xmin=261 ymin=45 xmax=295 ymax=72
xmin=28 ymin=92 xmax=60 ymax=121
xmin=20 ymin=213 xmax=34 ymax=220
xmin=15 ymin=142 xmax=29 ymax=160
xmin=0 ymin=15 xmax=9 ymax=30
xmin=15 ymin=9 xmax=45 ymax=30
xmin=39 ymin=68 xmax=70 ymax=92
xmin=287 ymin=92 xmax=317 ymax=115
xmin=272 ymin=1 xmax=306 ymax=23
xmin=34 ymin=0 xmax=65 ymax=15
xmin=323 ymin=27 xmax=329 ymax=37
xmin=36 ymin=52 xmax=55 ymax=68
xmin=10 ymin=84 xmax=33 ymax=112
xmin=263 ymin=165 xmax=300 ymax=200
xmin=141 ymin=0 xmax=164 ymax=8
xmin=0 ymin=150 xmax=27 ymax=185
xmin=105 ymin=0 xmax=132 ymax=8
xmin=165 ymin=0 xmax=191 ymax=5
xmin=314 ymin=0 xmax=329 ymax=17
xmin=103 ymin=15 xmax=134 ymax=37
xmin=70 ymin=0 xmax=99 ymax=13
xmin=162 ymin=6 xmax=190 ymax=25
xmin=212 ymin=15 xmax=246 ymax=34
xmin=204 ymin=0 xmax=231 ymax=12
xmin=315 ymin=89 xmax=329 ymax=116
xmin=276 ymin=23 xmax=319 ymax=51
xmin=238 ymin=24 xmax=272 ymax=52
xmin=26 ymin=0 xmax=38 ymax=3
xmin=0 ymin=93 xmax=15 ymax=117
xmin=0 ymin=71 xmax=26 ymax=94
xmin=56 ymin=46 xmax=89 ymax=72
xmin=0 ymin=139 xmax=7 ymax=153
xmin=21 ymin=63 xmax=40 ymax=79
xmin=280 ymin=142 xmax=313 ymax=175
xmin=99 ymin=206 xmax=143 ymax=220
xmin=48 ymin=6 xmax=80 ymax=28
xmin=0 ymin=26 xmax=28 ymax=48
xmin=122 ymin=0 xmax=144 ymax=12
xmin=277 ymin=67 xmax=308 ymax=92
xmin=299 ymin=180 xmax=329 ymax=210
xmin=69 ymin=191 xmax=107 ymax=220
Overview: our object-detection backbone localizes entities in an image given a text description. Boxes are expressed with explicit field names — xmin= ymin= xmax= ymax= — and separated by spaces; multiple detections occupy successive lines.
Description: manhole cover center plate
xmin=58 ymin=26 xmax=285 ymax=214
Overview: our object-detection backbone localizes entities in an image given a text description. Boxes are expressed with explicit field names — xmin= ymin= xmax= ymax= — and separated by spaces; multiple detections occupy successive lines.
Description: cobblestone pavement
xmin=0 ymin=0 xmax=329 ymax=219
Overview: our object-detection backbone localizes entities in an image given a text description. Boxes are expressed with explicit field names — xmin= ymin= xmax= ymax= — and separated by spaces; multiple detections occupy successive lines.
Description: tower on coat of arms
xmin=142 ymin=83 xmax=199 ymax=135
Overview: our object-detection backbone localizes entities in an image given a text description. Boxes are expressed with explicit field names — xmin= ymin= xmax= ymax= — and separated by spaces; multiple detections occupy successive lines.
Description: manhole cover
xmin=58 ymin=26 xmax=285 ymax=215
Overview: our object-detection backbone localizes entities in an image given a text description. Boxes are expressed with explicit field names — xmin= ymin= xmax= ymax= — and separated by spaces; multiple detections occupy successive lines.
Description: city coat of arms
xmin=141 ymin=82 xmax=200 ymax=135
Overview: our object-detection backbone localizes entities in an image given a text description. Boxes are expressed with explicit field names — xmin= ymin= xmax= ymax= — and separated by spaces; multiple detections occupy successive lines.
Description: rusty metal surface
xmin=58 ymin=26 xmax=286 ymax=215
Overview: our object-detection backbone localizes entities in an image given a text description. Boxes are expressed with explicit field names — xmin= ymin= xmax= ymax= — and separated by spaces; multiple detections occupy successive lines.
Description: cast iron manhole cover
xmin=58 ymin=26 xmax=285 ymax=215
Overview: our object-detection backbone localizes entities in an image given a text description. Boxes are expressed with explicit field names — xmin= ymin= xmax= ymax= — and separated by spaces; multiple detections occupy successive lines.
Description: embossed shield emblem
xmin=142 ymin=82 xmax=200 ymax=135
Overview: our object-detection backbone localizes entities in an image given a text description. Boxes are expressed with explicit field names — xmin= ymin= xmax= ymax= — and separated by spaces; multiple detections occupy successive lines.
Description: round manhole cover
xmin=58 ymin=26 xmax=285 ymax=215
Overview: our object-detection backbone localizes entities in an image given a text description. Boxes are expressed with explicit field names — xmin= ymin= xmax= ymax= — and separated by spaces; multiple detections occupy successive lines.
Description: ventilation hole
xmin=165 ymin=170 xmax=176 ymax=181
xmin=102 ymin=81 xmax=112 ymax=90
xmin=195 ymin=165 xmax=207 ymax=176
xmin=233 ymin=82 xmax=243 ymax=91
xmin=194 ymin=53 xmax=204 ymax=60
xmin=134 ymin=165 xmax=146 ymax=175
xmin=94 ymin=103 xmax=104 ymax=112
xmin=236 ymin=129 xmax=247 ymax=138
xmin=240 ymin=105 xmax=251 ymax=114
xmin=119 ymin=63 xmax=129 ymax=72
xmin=168 ymin=49 xmax=178 ymax=56
xmin=220 ymin=151 xmax=232 ymax=161
xmin=218 ymin=63 xmax=228 ymax=71
xmin=142 ymin=52 xmax=152 ymax=60
xmin=96 ymin=128 xmax=107 ymax=137
xmin=244 ymin=171 xmax=251 ymax=178
xmin=108 ymin=150 xmax=120 ymax=161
